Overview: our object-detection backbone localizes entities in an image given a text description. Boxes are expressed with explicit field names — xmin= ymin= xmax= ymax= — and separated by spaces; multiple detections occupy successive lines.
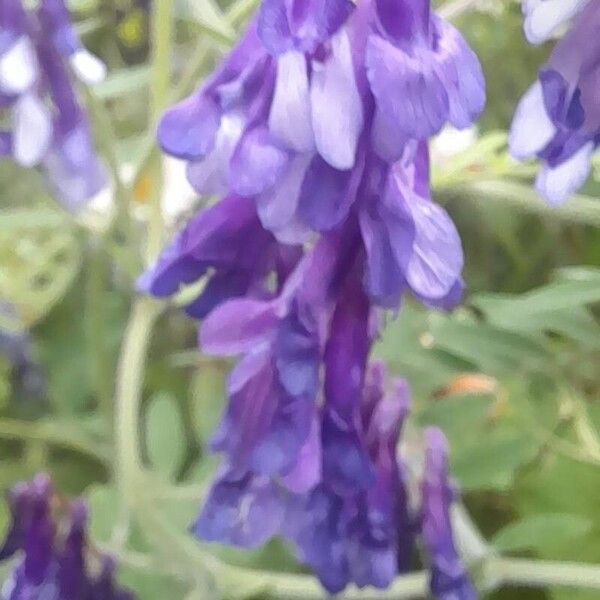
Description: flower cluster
xmin=141 ymin=0 xmax=485 ymax=595
xmin=0 ymin=474 xmax=134 ymax=599
xmin=0 ymin=0 xmax=106 ymax=209
xmin=510 ymin=0 xmax=600 ymax=204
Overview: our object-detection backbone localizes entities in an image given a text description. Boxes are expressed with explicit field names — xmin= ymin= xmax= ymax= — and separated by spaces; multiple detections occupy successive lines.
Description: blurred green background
xmin=1 ymin=0 xmax=600 ymax=598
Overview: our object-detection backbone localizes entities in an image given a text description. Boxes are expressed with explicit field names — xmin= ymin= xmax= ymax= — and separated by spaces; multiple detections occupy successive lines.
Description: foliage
xmin=1 ymin=0 xmax=600 ymax=598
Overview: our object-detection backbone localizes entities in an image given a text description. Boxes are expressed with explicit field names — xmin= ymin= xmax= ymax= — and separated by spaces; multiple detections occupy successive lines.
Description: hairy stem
xmin=491 ymin=558 xmax=600 ymax=590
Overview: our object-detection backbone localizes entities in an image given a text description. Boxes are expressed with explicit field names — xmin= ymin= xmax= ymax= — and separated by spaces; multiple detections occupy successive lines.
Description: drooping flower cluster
xmin=141 ymin=0 xmax=485 ymax=596
xmin=510 ymin=0 xmax=600 ymax=204
xmin=0 ymin=474 xmax=134 ymax=599
xmin=0 ymin=0 xmax=106 ymax=209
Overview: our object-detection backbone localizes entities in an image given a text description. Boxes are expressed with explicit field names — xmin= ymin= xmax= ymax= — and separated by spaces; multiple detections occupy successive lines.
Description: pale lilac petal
xmin=310 ymin=30 xmax=363 ymax=170
xmin=13 ymin=93 xmax=53 ymax=167
xmin=269 ymin=51 xmax=314 ymax=152
xmin=0 ymin=37 xmax=37 ymax=95
xmin=404 ymin=195 xmax=464 ymax=301
xmin=158 ymin=92 xmax=221 ymax=160
xmin=523 ymin=0 xmax=587 ymax=44
xmin=509 ymin=81 xmax=556 ymax=159
xmin=229 ymin=127 xmax=290 ymax=196
xmin=186 ymin=114 xmax=245 ymax=195
xmin=256 ymin=153 xmax=312 ymax=233
xmin=535 ymin=141 xmax=594 ymax=205
xmin=433 ymin=17 xmax=486 ymax=130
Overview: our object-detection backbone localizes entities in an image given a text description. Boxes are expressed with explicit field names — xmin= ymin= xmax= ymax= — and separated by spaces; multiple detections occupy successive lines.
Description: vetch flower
xmin=510 ymin=0 xmax=600 ymax=204
xmin=521 ymin=0 xmax=589 ymax=44
xmin=0 ymin=474 xmax=134 ymax=600
xmin=136 ymin=194 xmax=303 ymax=319
xmin=0 ymin=0 xmax=106 ymax=209
xmin=144 ymin=0 xmax=485 ymax=594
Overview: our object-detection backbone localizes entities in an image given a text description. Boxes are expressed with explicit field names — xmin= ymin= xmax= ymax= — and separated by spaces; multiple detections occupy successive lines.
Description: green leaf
xmin=472 ymin=277 xmax=600 ymax=331
xmin=146 ymin=392 xmax=185 ymax=479
xmin=419 ymin=393 xmax=540 ymax=491
xmin=428 ymin=313 xmax=549 ymax=375
xmin=492 ymin=514 xmax=593 ymax=552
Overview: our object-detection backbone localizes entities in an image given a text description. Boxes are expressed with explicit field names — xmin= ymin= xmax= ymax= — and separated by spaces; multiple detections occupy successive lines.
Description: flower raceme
xmin=140 ymin=0 xmax=485 ymax=596
xmin=510 ymin=0 xmax=600 ymax=204
xmin=0 ymin=474 xmax=134 ymax=600
xmin=0 ymin=0 xmax=106 ymax=209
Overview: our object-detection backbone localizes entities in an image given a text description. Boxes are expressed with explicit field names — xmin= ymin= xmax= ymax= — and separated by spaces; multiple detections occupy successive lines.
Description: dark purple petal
xmin=194 ymin=468 xmax=283 ymax=548
xmin=322 ymin=284 xmax=374 ymax=495
xmin=298 ymin=154 xmax=362 ymax=232
xmin=200 ymin=297 xmax=279 ymax=356
xmin=285 ymin=486 xmax=350 ymax=594
xmin=210 ymin=349 xmax=278 ymax=463
xmin=137 ymin=194 xmax=264 ymax=298
xmin=57 ymin=501 xmax=87 ymax=598
xmin=374 ymin=0 xmax=430 ymax=43
xmin=422 ymin=428 xmax=477 ymax=600
xmin=274 ymin=298 xmax=321 ymax=398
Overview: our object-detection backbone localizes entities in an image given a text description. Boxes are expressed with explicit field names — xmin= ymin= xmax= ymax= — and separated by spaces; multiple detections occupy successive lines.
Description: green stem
xmin=0 ymin=418 xmax=109 ymax=465
xmin=491 ymin=558 xmax=600 ymax=590
xmin=438 ymin=179 xmax=600 ymax=228
xmin=145 ymin=0 xmax=175 ymax=263
xmin=84 ymin=87 xmax=134 ymax=235
xmin=114 ymin=298 xmax=159 ymax=497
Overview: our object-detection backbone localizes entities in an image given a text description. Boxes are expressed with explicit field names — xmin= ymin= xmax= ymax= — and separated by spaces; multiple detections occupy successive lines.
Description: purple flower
xmin=137 ymin=194 xmax=302 ymax=319
xmin=421 ymin=428 xmax=477 ymax=600
xmin=145 ymin=0 xmax=485 ymax=594
xmin=0 ymin=321 xmax=46 ymax=402
xmin=284 ymin=366 xmax=413 ymax=594
xmin=0 ymin=474 xmax=134 ymax=600
xmin=157 ymin=0 xmax=484 ymax=254
xmin=510 ymin=0 xmax=600 ymax=204
xmin=0 ymin=0 xmax=106 ymax=209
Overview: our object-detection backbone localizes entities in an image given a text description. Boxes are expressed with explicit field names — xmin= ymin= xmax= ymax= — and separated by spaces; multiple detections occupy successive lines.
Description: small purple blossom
xmin=422 ymin=428 xmax=477 ymax=600
xmin=510 ymin=0 xmax=600 ymax=204
xmin=0 ymin=0 xmax=106 ymax=209
xmin=0 ymin=474 xmax=134 ymax=600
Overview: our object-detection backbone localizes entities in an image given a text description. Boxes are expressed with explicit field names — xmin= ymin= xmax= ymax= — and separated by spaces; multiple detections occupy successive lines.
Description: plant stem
xmin=438 ymin=0 xmax=482 ymax=19
xmin=491 ymin=558 xmax=600 ymax=590
xmin=0 ymin=418 xmax=109 ymax=465
xmin=438 ymin=179 xmax=600 ymax=228
xmin=145 ymin=0 xmax=174 ymax=263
